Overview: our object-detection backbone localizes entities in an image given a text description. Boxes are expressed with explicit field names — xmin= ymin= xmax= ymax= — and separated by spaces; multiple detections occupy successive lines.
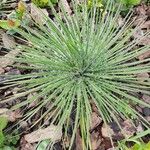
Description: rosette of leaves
xmin=1 ymin=0 xmax=150 ymax=149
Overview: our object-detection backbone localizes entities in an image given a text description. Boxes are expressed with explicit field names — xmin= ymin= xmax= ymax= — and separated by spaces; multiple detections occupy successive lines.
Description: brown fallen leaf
xmin=91 ymin=101 xmax=100 ymax=115
xmin=20 ymin=137 xmax=35 ymax=150
xmin=107 ymin=148 xmax=116 ymax=150
xmin=0 ymin=30 xmax=4 ymax=50
xmin=90 ymin=112 xmax=102 ymax=131
xmin=8 ymin=109 xmax=22 ymax=122
xmin=30 ymin=3 xmax=48 ymax=25
xmin=20 ymin=143 xmax=35 ymax=150
xmin=20 ymin=121 xmax=28 ymax=129
xmin=146 ymin=116 xmax=150 ymax=122
xmin=140 ymin=37 xmax=150 ymax=45
xmin=27 ymin=93 xmax=38 ymax=108
xmin=136 ymin=72 xmax=149 ymax=82
xmin=0 ymin=68 xmax=5 ymax=74
xmin=136 ymin=105 xmax=143 ymax=113
xmin=121 ymin=119 xmax=136 ymax=138
xmin=133 ymin=16 xmax=147 ymax=27
xmin=24 ymin=125 xmax=62 ymax=143
xmin=101 ymin=120 xmax=136 ymax=141
xmin=101 ymin=124 xmax=114 ymax=138
xmin=117 ymin=15 xmax=124 ymax=27
xmin=146 ymin=6 xmax=150 ymax=16
xmin=90 ymin=131 xmax=102 ymax=150
xmin=0 ymin=108 xmax=22 ymax=122
xmin=2 ymin=33 xmax=16 ymax=49
xmin=59 ymin=0 xmax=72 ymax=15
xmin=142 ymin=94 xmax=150 ymax=104
xmin=0 ymin=108 xmax=9 ymax=114
xmin=140 ymin=20 xmax=150 ymax=29
xmin=0 ymin=49 xmax=20 ymax=68
xmin=75 ymin=129 xmax=83 ymax=150
xmin=138 ymin=50 xmax=150 ymax=60
xmin=136 ymin=123 xmax=144 ymax=133
xmin=135 ymin=4 xmax=147 ymax=16
xmin=133 ymin=28 xmax=150 ymax=45
xmin=102 ymin=138 xmax=112 ymax=150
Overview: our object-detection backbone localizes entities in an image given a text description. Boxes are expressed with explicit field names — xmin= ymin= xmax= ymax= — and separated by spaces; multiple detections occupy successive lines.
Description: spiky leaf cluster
xmin=1 ymin=0 xmax=150 ymax=149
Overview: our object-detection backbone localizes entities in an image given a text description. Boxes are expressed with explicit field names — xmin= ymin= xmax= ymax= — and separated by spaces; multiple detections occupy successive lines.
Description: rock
xmin=142 ymin=107 xmax=150 ymax=116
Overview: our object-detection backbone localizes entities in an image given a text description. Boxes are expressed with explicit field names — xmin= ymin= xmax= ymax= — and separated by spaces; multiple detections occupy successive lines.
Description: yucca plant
xmin=0 ymin=0 xmax=150 ymax=149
